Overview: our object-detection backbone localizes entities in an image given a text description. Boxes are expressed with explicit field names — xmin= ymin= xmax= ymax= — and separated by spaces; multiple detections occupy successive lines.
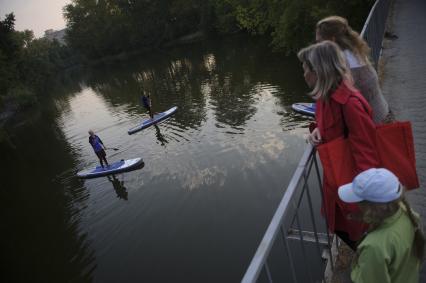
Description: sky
xmin=0 ymin=0 xmax=71 ymax=37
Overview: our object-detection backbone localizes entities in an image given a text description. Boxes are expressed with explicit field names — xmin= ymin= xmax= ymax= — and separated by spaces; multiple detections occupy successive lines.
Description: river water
xmin=1 ymin=35 xmax=314 ymax=282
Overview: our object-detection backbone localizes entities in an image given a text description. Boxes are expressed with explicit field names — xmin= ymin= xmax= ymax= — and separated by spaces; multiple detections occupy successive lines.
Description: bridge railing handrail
xmin=241 ymin=144 xmax=316 ymax=282
xmin=361 ymin=0 xmax=392 ymax=67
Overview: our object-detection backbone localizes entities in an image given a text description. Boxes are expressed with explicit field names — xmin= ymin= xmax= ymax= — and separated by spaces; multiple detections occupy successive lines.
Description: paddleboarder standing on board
xmin=88 ymin=130 xmax=110 ymax=168
xmin=140 ymin=91 xmax=154 ymax=119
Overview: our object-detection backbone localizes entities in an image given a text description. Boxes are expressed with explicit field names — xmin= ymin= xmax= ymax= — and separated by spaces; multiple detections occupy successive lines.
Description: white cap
xmin=338 ymin=168 xmax=401 ymax=203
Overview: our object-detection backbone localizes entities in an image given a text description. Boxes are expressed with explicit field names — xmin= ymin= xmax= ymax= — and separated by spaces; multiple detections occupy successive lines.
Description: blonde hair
xmin=297 ymin=41 xmax=353 ymax=100
xmin=316 ymin=16 xmax=371 ymax=65
xmin=355 ymin=189 xmax=425 ymax=262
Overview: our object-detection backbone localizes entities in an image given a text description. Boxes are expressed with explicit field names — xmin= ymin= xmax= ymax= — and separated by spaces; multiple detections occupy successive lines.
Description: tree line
xmin=64 ymin=0 xmax=373 ymax=58
xmin=0 ymin=13 xmax=75 ymax=110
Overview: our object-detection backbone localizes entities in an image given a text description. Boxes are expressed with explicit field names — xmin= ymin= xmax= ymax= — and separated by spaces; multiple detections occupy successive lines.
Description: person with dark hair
xmin=338 ymin=168 xmax=424 ymax=283
xmin=88 ymin=130 xmax=109 ymax=168
xmin=140 ymin=91 xmax=154 ymax=119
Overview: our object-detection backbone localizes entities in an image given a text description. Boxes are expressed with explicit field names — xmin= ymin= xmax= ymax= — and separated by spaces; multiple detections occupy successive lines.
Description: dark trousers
xmin=95 ymin=149 xmax=109 ymax=167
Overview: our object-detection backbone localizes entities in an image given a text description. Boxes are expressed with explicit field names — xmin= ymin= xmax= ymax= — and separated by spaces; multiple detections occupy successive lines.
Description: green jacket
xmin=351 ymin=206 xmax=420 ymax=283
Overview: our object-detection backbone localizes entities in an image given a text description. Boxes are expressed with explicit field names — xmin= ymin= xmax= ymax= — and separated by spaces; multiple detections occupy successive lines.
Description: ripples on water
xmin=4 ymin=36 xmax=315 ymax=282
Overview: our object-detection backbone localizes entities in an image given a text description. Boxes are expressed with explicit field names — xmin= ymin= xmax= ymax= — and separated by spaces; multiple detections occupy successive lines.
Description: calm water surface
xmin=1 ymin=36 xmax=315 ymax=282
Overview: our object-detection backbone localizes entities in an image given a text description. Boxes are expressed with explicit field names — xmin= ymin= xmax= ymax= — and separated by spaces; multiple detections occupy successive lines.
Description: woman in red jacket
xmin=297 ymin=41 xmax=380 ymax=249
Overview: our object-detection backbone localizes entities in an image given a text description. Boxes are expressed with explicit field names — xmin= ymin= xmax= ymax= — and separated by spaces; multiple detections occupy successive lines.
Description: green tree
xmin=0 ymin=13 xmax=20 ymax=96
xmin=0 ymin=13 xmax=73 ymax=108
xmin=271 ymin=0 xmax=374 ymax=52
xmin=210 ymin=0 xmax=374 ymax=53
xmin=64 ymin=0 xmax=217 ymax=59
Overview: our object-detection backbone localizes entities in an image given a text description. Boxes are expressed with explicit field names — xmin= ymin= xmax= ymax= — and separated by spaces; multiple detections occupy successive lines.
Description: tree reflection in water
xmin=0 ymin=98 xmax=96 ymax=282
xmin=6 ymin=35 xmax=312 ymax=282
xmin=107 ymin=175 xmax=128 ymax=200
xmin=61 ymin=35 xmax=307 ymax=135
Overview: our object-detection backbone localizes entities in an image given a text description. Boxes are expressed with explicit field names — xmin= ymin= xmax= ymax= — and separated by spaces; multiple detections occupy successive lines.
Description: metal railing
xmin=242 ymin=1 xmax=391 ymax=282
xmin=242 ymin=144 xmax=331 ymax=283
xmin=361 ymin=0 xmax=392 ymax=67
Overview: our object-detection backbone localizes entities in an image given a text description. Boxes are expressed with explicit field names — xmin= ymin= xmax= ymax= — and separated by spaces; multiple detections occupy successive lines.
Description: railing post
xmin=280 ymin=226 xmax=298 ymax=283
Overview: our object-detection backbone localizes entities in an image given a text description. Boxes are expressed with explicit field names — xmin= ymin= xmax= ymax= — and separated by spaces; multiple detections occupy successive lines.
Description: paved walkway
xmin=381 ymin=0 xmax=426 ymax=279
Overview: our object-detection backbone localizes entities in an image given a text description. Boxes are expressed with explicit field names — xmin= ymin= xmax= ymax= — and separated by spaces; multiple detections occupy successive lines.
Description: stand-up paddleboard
xmin=77 ymin=158 xmax=144 ymax=179
xmin=291 ymin=103 xmax=316 ymax=117
xmin=128 ymin=106 xmax=178 ymax=135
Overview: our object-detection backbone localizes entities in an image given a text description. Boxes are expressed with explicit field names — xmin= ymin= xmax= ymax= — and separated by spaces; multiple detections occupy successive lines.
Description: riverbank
xmin=82 ymin=30 xmax=209 ymax=67
xmin=0 ymin=96 xmax=42 ymax=146
xmin=0 ymin=96 xmax=32 ymax=144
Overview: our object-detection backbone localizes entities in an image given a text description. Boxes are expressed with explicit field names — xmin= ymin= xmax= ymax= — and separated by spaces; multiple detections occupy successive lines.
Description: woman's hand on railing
xmin=307 ymin=128 xmax=322 ymax=146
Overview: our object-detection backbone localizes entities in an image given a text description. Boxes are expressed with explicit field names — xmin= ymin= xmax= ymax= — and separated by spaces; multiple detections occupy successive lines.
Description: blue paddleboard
xmin=291 ymin=103 xmax=316 ymax=117
xmin=128 ymin=106 xmax=178 ymax=135
xmin=77 ymin=158 xmax=144 ymax=179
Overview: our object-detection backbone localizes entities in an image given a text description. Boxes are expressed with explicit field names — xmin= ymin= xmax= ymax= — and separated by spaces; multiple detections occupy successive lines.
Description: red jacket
xmin=315 ymin=81 xmax=379 ymax=240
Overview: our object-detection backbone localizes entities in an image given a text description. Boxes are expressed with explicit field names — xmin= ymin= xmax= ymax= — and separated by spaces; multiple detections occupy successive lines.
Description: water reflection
xmin=2 ymin=35 xmax=316 ymax=282
xmin=58 ymin=35 xmax=311 ymax=135
xmin=107 ymin=175 xmax=128 ymax=200
xmin=0 ymin=99 xmax=95 ymax=282
xmin=154 ymin=125 xmax=168 ymax=146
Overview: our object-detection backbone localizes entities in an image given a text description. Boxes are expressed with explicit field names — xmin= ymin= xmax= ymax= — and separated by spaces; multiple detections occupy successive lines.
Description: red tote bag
xmin=317 ymin=121 xmax=419 ymax=190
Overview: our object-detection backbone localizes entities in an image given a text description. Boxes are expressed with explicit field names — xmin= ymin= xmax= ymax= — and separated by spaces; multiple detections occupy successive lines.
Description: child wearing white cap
xmin=338 ymin=168 xmax=424 ymax=283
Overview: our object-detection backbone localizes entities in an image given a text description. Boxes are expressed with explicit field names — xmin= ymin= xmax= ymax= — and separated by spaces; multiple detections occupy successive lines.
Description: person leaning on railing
xmin=298 ymin=41 xmax=380 ymax=250
xmin=316 ymin=16 xmax=394 ymax=124
xmin=338 ymin=168 xmax=424 ymax=283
